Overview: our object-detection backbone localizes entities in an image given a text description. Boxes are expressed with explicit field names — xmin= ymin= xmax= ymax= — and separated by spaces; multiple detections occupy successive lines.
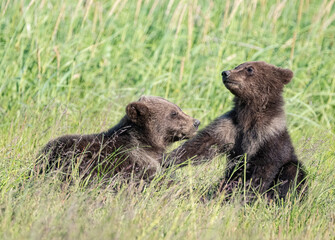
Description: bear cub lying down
xmin=165 ymin=61 xmax=307 ymax=200
xmin=36 ymin=96 xmax=200 ymax=182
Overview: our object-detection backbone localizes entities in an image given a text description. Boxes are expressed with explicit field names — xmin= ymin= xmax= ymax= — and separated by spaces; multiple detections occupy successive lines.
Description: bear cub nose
xmin=193 ymin=119 xmax=201 ymax=129
xmin=221 ymin=70 xmax=230 ymax=79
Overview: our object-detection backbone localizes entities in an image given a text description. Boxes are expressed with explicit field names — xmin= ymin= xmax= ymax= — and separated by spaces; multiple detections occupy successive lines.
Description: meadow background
xmin=1 ymin=0 xmax=335 ymax=239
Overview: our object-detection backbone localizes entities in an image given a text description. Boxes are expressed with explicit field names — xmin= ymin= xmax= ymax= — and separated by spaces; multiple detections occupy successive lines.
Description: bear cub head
xmin=126 ymin=96 xmax=200 ymax=148
xmin=221 ymin=61 xmax=293 ymax=102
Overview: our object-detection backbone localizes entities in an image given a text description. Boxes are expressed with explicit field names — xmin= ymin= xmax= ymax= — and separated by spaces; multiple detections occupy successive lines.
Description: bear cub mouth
xmin=222 ymin=78 xmax=239 ymax=88
xmin=223 ymin=79 xmax=238 ymax=85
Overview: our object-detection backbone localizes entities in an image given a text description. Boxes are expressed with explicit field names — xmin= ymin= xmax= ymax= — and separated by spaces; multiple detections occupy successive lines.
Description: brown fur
xmin=164 ymin=62 xmax=307 ymax=200
xmin=36 ymin=96 xmax=200 ymax=183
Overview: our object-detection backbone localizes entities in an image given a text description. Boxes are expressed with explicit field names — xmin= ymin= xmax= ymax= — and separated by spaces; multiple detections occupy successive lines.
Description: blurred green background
xmin=0 ymin=0 xmax=334 ymax=239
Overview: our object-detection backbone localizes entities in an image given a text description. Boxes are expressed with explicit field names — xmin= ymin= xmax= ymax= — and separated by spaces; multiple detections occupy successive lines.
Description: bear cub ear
xmin=277 ymin=67 xmax=294 ymax=85
xmin=126 ymin=102 xmax=150 ymax=125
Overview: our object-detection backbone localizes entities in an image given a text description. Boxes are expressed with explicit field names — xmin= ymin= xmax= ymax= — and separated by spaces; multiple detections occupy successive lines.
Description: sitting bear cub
xmin=37 ymin=96 xmax=200 ymax=182
xmin=164 ymin=62 xmax=307 ymax=200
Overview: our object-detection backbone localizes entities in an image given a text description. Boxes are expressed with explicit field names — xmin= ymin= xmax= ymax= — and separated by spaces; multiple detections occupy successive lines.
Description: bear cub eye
xmin=170 ymin=111 xmax=178 ymax=118
xmin=246 ymin=66 xmax=254 ymax=75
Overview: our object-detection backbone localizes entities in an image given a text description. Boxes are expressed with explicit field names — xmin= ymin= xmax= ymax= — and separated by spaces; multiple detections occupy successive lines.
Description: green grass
xmin=1 ymin=0 xmax=335 ymax=239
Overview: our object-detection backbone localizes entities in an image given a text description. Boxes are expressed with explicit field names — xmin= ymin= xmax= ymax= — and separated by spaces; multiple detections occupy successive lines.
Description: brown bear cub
xmin=164 ymin=61 xmax=307 ymax=200
xmin=36 ymin=96 xmax=200 ymax=183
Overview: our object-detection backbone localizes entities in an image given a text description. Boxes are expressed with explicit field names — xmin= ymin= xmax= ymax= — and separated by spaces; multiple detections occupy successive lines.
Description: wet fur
xmin=164 ymin=62 xmax=307 ymax=200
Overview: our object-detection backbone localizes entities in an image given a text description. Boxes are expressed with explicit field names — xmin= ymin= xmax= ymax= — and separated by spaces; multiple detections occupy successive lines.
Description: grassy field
xmin=1 ymin=0 xmax=335 ymax=239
